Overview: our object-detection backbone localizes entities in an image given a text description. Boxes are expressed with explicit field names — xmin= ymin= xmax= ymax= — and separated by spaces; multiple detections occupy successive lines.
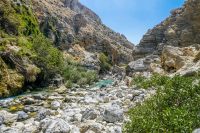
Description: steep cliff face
xmin=128 ymin=0 xmax=200 ymax=76
xmin=64 ymin=0 xmax=101 ymax=23
xmin=135 ymin=0 xmax=200 ymax=58
xmin=0 ymin=0 xmax=134 ymax=98
xmin=31 ymin=0 xmax=134 ymax=66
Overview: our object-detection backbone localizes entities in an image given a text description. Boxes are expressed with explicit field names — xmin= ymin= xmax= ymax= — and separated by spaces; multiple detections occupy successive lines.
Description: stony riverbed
xmin=0 ymin=79 xmax=155 ymax=133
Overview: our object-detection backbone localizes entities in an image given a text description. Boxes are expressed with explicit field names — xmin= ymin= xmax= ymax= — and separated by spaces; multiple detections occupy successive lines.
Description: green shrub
xmin=0 ymin=0 xmax=20 ymax=35
xmin=131 ymin=74 xmax=169 ymax=89
xmin=32 ymin=35 xmax=64 ymax=80
xmin=14 ymin=5 xmax=39 ymax=36
xmin=0 ymin=0 xmax=39 ymax=36
xmin=62 ymin=59 xmax=98 ymax=87
xmin=125 ymin=75 xmax=200 ymax=133
xmin=99 ymin=53 xmax=111 ymax=72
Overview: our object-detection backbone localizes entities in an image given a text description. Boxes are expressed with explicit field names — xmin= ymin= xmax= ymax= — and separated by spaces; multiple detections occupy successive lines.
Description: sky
xmin=80 ymin=0 xmax=185 ymax=44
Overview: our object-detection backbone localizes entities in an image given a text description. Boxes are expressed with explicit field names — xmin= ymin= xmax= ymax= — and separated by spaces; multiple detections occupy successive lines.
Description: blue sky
xmin=80 ymin=0 xmax=185 ymax=44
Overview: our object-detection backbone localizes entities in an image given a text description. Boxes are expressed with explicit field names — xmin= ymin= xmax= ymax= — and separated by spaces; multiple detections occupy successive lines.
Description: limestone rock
xmin=136 ymin=0 xmax=200 ymax=59
xmin=17 ymin=111 xmax=28 ymax=121
xmin=81 ymin=109 xmax=99 ymax=121
xmin=0 ymin=110 xmax=18 ymax=124
xmin=126 ymin=55 xmax=160 ymax=75
xmin=103 ymin=104 xmax=124 ymax=123
xmin=39 ymin=118 xmax=71 ymax=133
xmin=32 ymin=0 xmax=134 ymax=66
xmin=161 ymin=45 xmax=197 ymax=72
xmin=51 ymin=101 xmax=61 ymax=110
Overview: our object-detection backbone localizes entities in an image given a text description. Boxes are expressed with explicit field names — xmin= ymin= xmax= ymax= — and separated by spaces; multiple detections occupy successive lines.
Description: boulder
xmin=0 ymin=110 xmax=18 ymax=124
xmin=51 ymin=101 xmax=61 ymax=110
xmin=80 ymin=121 xmax=103 ymax=133
xmin=17 ymin=111 xmax=28 ymax=121
xmin=103 ymin=104 xmax=124 ymax=123
xmin=40 ymin=118 xmax=71 ymax=133
xmin=161 ymin=46 xmax=197 ymax=72
xmin=81 ymin=109 xmax=99 ymax=121
xmin=35 ymin=109 xmax=51 ymax=121
xmin=126 ymin=55 xmax=160 ymax=75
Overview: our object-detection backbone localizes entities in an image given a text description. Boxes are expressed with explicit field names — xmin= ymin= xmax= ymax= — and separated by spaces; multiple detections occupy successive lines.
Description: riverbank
xmin=0 ymin=78 xmax=155 ymax=133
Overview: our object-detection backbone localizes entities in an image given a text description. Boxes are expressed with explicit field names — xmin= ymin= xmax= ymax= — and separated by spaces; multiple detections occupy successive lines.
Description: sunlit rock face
xmin=31 ymin=0 xmax=135 ymax=66
xmin=129 ymin=0 xmax=200 ymax=76
xmin=134 ymin=0 xmax=200 ymax=59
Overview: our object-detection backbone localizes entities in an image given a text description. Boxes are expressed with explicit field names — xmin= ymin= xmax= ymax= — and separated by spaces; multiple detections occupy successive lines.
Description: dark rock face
xmin=32 ymin=0 xmax=134 ymax=65
xmin=135 ymin=0 xmax=200 ymax=59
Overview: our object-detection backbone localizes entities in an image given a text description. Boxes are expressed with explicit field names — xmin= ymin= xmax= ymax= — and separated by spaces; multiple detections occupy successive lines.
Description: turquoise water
xmin=0 ymin=80 xmax=114 ymax=101
xmin=94 ymin=79 xmax=113 ymax=88
xmin=0 ymin=87 xmax=52 ymax=101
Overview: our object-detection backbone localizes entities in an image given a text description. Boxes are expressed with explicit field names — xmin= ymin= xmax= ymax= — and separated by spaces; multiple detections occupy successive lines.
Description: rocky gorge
xmin=0 ymin=0 xmax=200 ymax=133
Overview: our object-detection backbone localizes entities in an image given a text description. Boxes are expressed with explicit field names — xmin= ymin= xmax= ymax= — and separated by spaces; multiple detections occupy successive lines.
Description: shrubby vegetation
xmin=62 ymin=57 xmax=98 ymax=88
xmin=32 ymin=35 xmax=64 ymax=81
xmin=125 ymin=74 xmax=200 ymax=133
xmin=99 ymin=53 xmax=111 ymax=73
xmin=0 ymin=0 xmax=39 ymax=36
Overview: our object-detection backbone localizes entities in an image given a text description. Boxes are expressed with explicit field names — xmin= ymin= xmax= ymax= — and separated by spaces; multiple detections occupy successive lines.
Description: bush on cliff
xmin=99 ymin=53 xmax=111 ymax=73
xmin=32 ymin=35 xmax=64 ymax=81
xmin=125 ymin=75 xmax=200 ymax=133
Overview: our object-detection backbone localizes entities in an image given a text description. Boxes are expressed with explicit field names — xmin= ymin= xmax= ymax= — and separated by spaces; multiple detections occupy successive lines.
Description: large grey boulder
xmin=17 ymin=111 xmax=29 ymax=121
xmin=35 ymin=109 xmax=51 ymax=121
xmin=0 ymin=110 xmax=18 ymax=124
xmin=40 ymin=118 xmax=71 ymax=133
xmin=81 ymin=109 xmax=99 ymax=121
xmin=103 ymin=104 xmax=124 ymax=123
xmin=126 ymin=55 xmax=160 ymax=75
